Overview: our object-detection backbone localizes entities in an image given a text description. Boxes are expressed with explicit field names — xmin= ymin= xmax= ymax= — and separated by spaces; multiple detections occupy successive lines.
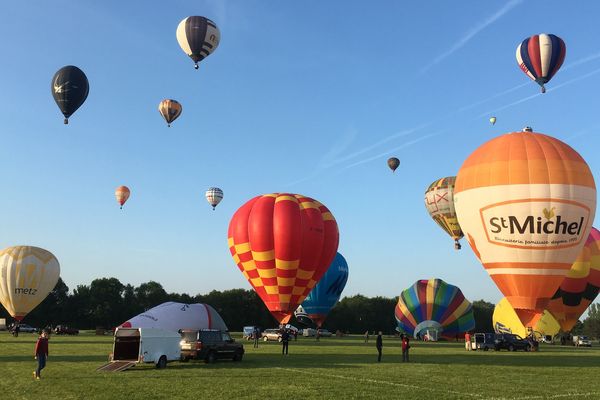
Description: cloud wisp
xmin=420 ymin=0 xmax=523 ymax=74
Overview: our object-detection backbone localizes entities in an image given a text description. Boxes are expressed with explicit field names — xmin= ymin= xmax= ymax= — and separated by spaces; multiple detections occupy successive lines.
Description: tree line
xmin=1 ymin=277 xmax=598 ymax=337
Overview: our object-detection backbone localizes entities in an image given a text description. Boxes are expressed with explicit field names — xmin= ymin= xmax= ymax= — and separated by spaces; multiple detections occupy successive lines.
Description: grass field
xmin=2 ymin=331 xmax=600 ymax=399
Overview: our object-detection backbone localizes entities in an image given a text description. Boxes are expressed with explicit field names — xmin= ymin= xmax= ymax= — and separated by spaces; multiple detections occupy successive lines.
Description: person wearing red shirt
xmin=401 ymin=334 xmax=410 ymax=362
xmin=33 ymin=331 xmax=49 ymax=380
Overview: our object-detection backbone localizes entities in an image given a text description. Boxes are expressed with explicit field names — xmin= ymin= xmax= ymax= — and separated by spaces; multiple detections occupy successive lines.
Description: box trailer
xmin=97 ymin=327 xmax=181 ymax=372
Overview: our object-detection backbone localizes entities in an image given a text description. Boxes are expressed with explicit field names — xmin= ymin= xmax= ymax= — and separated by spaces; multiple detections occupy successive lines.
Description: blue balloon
xmin=300 ymin=252 xmax=349 ymax=327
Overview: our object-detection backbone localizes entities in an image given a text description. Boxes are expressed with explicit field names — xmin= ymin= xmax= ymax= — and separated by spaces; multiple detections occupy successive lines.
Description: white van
xmin=98 ymin=328 xmax=181 ymax=371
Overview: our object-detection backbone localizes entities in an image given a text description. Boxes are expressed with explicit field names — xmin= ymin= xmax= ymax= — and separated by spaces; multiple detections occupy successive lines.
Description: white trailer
xmin=98 ymin=328 xmax=181 ymax=372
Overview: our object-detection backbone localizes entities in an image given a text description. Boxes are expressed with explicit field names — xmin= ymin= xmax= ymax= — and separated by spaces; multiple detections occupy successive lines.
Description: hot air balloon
xmin=206 ymin=187 xmax=223 ymax=210
xmin=546 ymin=227 xmax=600 ymax=332
xmin=51 ymin=65 xmax=89 ymax=124
xmin=119 ymin=302 xmax=228 ymax=332
xmin=298 ymin=252 xmax=349 ymax=328
xmin=176 ymin=16 xmax=220 ymax=70
xmin=228 ymin=193 xmax=339 ymax=324
xmin=0 ymin=246 xmax=60 ymax=321
xmin=394 ymin=279 xmax=475 ymax=340
xmin=115 ymin=186 xmax=130 ymax=209
xmin=387 ymin=157 xmax=400 ymax=173
xmin=493 ymin=297 xmax=560 ymax=340
xmin=424 ymin=177 xmax=464 ymax=250
xmin=489 ymin=117 xmax=497 ymax=125
xmin=158 ymin=99 xmax=182 ymax=127
xmin=454 ymin=130 xmax=596 ymax=328
xmin=516 ymin=33 xmax=566 ymax=93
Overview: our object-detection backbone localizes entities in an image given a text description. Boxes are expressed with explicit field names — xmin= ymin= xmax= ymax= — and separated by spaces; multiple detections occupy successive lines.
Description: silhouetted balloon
xmin=51 ymin=66 xmax=89 ymax=124
xmin=387 ymin=157 xmax=400 ymax=172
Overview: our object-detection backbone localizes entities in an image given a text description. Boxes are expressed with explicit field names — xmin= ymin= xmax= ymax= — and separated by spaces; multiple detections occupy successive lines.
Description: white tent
xmin=119 ymin=302 xmax=228 ymax=332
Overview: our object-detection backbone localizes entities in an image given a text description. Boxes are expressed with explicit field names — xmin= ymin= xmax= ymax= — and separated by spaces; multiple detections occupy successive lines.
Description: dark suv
xmin=180 ymin=329 xmax=244 ymax=363
xmin=494 ymin=333 xmax=532 ymax=351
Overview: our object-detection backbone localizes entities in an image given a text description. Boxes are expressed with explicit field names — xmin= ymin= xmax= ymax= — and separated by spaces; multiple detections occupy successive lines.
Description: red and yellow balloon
xmin=228 ymin=193 xmax=339 ymax=324
xmin=455 ymin=130 xmax=596 ymax=328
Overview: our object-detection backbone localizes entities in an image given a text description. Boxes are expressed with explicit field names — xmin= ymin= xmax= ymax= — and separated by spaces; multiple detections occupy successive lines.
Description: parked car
xmin=16 ymin=324 xmax=37 ymax=333
xmin=573 ymin=335 xmax=592 ymax=347
xmin=242 ymin=326 xmax=261 ymax=341
xmin=180 ymin=329 xmax=244 ymax=363
xmin=494 ymin=333 xmax=532 ymax=351
xmin=54 ymin=325 xmax=79 ymax=335
xmin=317 ymin=329 xmax=333 ymax=337
xmin=472 ymin=332 xmax=496 ymax=351
xmin=262 ymin=328 xmax=282 ymax=342
xmin=302 ymin=328 xmax=317 ymax=337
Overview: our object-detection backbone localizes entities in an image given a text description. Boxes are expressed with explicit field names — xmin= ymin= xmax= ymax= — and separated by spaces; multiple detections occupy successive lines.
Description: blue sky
xmin=2 ymin=1 xmax=600 ymax=313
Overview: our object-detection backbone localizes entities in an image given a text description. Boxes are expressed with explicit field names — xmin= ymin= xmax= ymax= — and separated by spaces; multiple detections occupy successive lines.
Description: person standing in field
xmin=252 ymin=326 xmax=260 ymax=348
xmin=376 ymin=331 xmax=383 ymax=362
xmin=281 ymin=329 xmax=290 ymax=355
xmin=465 ymin=331 xmax=472 ymax=351
xmin=364 ymin=330 xmax=369 ymax=343
xmin=402 ymin=334 xmax=410 ymax=362
xmin=33 ymin=330 xmax=49 ymax=380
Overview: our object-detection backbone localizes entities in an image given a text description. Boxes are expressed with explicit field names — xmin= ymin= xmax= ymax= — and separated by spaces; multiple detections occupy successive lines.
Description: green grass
xmin=2 ymin=331 xmax=599 ymax=399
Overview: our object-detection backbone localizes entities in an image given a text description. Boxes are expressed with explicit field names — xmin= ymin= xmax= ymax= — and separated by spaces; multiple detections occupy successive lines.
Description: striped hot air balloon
xmin=0 ymin=246 xmax=60 ymax=321
xmin=115 ymin=186 xmax=130 ymax=209
xmin=454 ymin=130 xmax=596 ymax=328
xmin=228 ymin=193 xmax=339 ymax=324
xmin=394 ymin=279 xmax=475 ymax=339
xmin=176 ymin=16 xmax=220 ymax=69
xmin=158 ymin=99 xmax=182 ymax=127
xmin=546 ymin=227 xmax=600 ymax=332
xmin=516 ymin=33 xmax=566 ymax=93
xmin=205 ymin=187 xmax=223 ymax=210
xmin=424 ymin=176 xmax=464 ymax=250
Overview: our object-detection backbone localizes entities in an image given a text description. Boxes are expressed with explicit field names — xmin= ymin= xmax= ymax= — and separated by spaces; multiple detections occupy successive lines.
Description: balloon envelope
xmin=489 ymin=117 xmax=496 ymax=125
xmin=115 ymin=186 xmax=130 ymax=209
xmin=300 ymin=252 xmax=349 ymax=327
xmin=395 ymin=279 xmax=475 ymax=338
xmin=424 ymin=176 xmax=463 ymax=249
xmin=387 ymin=157 xmax=400 ymax=172
xmin=546 ymin=227 xmax=600 ymax=332
xmin=206 ymin=187 xmax=223 ymax=210
xmin=493 ymin=297 xmax=560 ymax=339
xmin=158 ymin=99 xmax=182 ymax=127
xmin=0 ymin=246 xmax=60 ymax=321
xmin=455 ymin=130 xmax=596 ymax=328
xmin=176 ymin=16 xmax=220 ymax=69
xmin=516 ymin=33 xmax=566 ymax=93
xmin=228 ymin=193 xmax=339 ymax=324
xmin=51 ymin=65 xmax=89 ymax=124
xmin=119 ymin=302 xmax=228 ymax=331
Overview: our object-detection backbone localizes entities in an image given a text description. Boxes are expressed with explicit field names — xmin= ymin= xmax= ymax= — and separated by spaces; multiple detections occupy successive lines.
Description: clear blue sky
xmin=2 ymin=1 xmax=600 ymax=311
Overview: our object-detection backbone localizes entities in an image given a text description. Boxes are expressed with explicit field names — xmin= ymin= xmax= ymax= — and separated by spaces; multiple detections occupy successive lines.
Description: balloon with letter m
xmin=454 ymin=130 xmax=596 ymax=328
xmin=228 ymin=193 xmax=339 ymax=324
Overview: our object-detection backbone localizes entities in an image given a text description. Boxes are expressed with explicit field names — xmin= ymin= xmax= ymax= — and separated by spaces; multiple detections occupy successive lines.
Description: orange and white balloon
xmin=115 ymin=186 xmax=130 ymax=209
xmin=454 ymin=130 xmax=596 ymax=328
xmin=0 ymin=246 xmax=60 ymax=321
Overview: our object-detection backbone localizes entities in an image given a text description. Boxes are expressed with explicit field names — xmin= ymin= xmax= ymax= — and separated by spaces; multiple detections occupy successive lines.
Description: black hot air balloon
xmin=387 ymin=157 xmax=400 ymax=172
xmin=51 ymin=66 xmax=89 ymax=124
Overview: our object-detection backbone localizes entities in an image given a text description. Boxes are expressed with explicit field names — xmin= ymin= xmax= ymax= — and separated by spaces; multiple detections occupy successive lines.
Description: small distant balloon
xmin=489 ymin=117 xmax=496 ymax=125
xmin=516 ymin=33 xmax=566 ymax=93
xmin=176 ymin=16 xmax=220 ymax=69
xmin=115 ymin=186 xmax=130 ymax=209
xmin=205 ymin=187 xmax=223 ymax=210
xmin=51 ymin=66 xmax=89 ymax=124
xmin=387 ymin=157 xmax=400 ymax=172
xmin=158 ymin=99 xmax=182 ymax=127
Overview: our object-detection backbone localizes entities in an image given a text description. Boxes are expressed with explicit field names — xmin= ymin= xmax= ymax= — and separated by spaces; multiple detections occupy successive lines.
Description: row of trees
xmin=1 ymin=277 xmax=598 ymax=337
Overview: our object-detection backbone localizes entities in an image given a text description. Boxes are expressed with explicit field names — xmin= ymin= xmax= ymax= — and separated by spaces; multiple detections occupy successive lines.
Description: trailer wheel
xmin=156 ymin=355 xmax=167 ymax=369
xmin=206 ymin=351 xmax=216 ymax=364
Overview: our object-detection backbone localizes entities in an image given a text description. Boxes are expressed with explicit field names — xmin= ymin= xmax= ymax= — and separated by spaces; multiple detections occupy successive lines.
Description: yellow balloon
xmin=0 ymin=246 xmax=60 ymax=321
xmin=493 ymin=297 xmax=560 ymax=339
xmin=489 ymin=117 xmax=497 ymax=125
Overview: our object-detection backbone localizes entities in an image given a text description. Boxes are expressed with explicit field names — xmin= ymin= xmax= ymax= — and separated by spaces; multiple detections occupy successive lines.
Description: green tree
xmin=471 ymin=300 xmax=495 ymax=332
xmin=135 ymin=281 xmax=169 ymax=311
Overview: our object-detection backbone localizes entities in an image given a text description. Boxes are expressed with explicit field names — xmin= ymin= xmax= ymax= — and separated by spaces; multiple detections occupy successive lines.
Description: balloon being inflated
xmin=454 ymin=130 xmax=596 ymax=328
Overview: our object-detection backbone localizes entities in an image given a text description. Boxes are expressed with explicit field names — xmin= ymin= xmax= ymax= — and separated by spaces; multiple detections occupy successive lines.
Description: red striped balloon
xmin=516 ymin=33 xmax=566 ymax=93
xmin=228 ymin=193 xmax=339 ymax=324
